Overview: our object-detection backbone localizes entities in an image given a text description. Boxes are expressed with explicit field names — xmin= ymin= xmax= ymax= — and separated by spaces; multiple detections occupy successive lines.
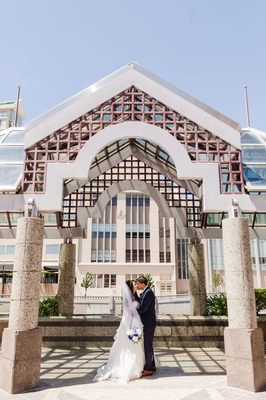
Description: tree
xmin=212 ymin=272 xmax=223 ymax=293
xmin=81 ymin=272 xmax=93 ymax=297
xmin=145 ymin=274 xmax=154 ymax=289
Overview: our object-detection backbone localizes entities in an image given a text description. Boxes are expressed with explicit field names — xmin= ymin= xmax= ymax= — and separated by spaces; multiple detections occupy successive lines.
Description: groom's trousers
xmin=143 ymin=323 xmax=156 ymax=371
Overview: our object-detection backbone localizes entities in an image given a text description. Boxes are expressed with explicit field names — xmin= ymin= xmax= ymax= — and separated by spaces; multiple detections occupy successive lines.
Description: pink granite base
xmin=0 ymin=327 xmax=42 ymax=394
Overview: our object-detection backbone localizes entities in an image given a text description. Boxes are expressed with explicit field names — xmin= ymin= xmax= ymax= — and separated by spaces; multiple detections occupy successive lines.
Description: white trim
xmin=21 ymin=121 xmax=254 ymax=212
xmin=25 ymin=63 xmax=241 ymax=149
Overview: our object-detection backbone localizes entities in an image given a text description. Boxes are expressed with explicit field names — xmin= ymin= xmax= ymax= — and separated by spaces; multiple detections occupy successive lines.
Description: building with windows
xmin=0 ymin=101 xmax=25 ymax=131
xmin=0 ymin=64 xmax=266 ymax=299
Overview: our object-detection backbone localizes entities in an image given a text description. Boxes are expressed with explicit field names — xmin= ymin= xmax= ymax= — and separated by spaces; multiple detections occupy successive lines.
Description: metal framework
xmin=22 ymin=86 xmax=244 ymax=194
xmin=62 ymin=154 xmax=201 ymax=228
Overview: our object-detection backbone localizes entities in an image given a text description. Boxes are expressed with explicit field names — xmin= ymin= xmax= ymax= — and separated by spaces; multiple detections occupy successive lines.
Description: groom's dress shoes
xmin=141 ymin=370 xmax=153 ymax=377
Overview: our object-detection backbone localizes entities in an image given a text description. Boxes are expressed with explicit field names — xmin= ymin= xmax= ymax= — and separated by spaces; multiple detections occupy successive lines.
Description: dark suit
xmin=137 ymin=287 xmax=156 ymax=371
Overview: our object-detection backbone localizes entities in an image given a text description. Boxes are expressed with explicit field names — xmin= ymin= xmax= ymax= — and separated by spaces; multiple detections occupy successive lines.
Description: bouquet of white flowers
xmin=127 ymin=328 xmax=143 ymax=344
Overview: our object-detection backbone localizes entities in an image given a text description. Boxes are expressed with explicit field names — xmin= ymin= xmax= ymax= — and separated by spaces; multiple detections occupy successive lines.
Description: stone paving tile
xmin=0 ymin=348 xmax=265 ymax=400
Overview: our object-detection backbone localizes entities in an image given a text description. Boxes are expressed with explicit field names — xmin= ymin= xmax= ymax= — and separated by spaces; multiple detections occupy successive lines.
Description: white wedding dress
xmin=93 ymin=284 xmax=145 ymax=383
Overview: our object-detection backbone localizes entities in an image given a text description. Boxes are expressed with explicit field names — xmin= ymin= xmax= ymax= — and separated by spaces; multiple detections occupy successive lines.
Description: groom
xmin=135 ymin=276 xmax=156 ymax=377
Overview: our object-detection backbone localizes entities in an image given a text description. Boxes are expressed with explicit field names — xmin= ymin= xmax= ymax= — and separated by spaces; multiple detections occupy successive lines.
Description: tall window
xmin=209 ymin=239 xmax=224 ymax=270
xmin=177 ymin=239 xmax=189 ymax=279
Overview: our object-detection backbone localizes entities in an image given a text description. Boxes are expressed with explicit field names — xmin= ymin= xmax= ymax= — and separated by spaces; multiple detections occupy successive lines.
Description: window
xmin=177 ymin=239 xmax=189 ymax=279
xmin=126 ymin=250 xmax=131 ymax=262
xmin=139 ymin=250 xmax=144 ymax=262
xmin=126 ymin=195 xmax=150 ymax=206
xmin=91 ymin=274 xmax=116 ymax=288
xmin=258 ymin=240 xmax=266 ymax=269
xmin=166 ymin=252 xmax=171 ymax=262
xmin=45 ymin=244 xmax=60 ymax=255
xmin=111 ymin=250 xmax=116 ymax=262
xmin=97 ymin=274 xmax=103 ymax=288
xmin=91 ymin=223 xmax=117 ymax=238
xmin=104 ymin=274 xmax=110 ymax=288
xmin=132 ymin=249 xmax=138 ymax=262
xmin=91 ymin=250 xmax=116 ymax=262
xmin=125 ymin=273 xmax=144 ymax=281
xmin=0 ymin=245 xmax=5 ymax=255
xmin=160 ymin=283 xmax=172 ymax=294
xmin=6 ymin=245 xmax=15 ymax=256
xmin=41 ymin=270 xmax=58 ymax=284
xmin=125 ymin=250 xmax=150 ymax=262
xmin=110 ymin=274 xmax=116 ymax=287
xmin=145 ymin=250 xmax=150 ymax=262
xmin=91 ymin=250 xmax=97 ymax=262
xmin=209 ymin=239 xmax=224 ymax=270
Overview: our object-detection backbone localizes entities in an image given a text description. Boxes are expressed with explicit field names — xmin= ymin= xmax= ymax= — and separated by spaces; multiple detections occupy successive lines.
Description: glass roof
xmin=241 ymin=128 xmax=266 ymax=190
xmin=241 ymin=128 xmax=266 ymax=145
xmin=0 ymin=127 xmax=25 ymax=192
xmin=91 ymin=138 xmax=176 ymax=171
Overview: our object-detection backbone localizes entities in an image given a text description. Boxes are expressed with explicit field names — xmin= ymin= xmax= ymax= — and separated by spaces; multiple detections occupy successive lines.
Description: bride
xmin=93 ymin=280 xmax=145 ymax=383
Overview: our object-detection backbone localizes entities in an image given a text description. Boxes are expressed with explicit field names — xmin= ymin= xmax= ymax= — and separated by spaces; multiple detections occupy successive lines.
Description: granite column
xmin=57 ymin=241 xmax=76 ymax=316
xmin=222 ymin=217 xmax=266 ymax=392
xmin=188 ymin=242 xmax=207 ymax=316
xmin=0 ymin=217 xmax=44 ymax=394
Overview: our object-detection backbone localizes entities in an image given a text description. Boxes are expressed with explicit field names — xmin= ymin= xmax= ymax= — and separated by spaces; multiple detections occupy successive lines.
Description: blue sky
xmin=1 ymin=0 xmax=266 ymax=130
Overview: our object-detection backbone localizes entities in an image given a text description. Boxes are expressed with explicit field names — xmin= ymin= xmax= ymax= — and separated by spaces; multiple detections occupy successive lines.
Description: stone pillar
xmin=0 ymin=217 xmax=44 ymax=394
xmin=57 ymin=241 xmax=76 ymax=316
xmin=188 ymin=242 xmax=207 ymax=315
xmin=222 ymin=217 xmax=266 ymax=392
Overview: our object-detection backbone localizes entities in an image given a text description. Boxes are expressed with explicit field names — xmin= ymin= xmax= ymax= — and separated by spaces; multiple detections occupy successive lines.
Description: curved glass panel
xmin=0 ymin=131 xmax=6 ymax=141
xmin=3 ymin=130 xmax=25 ymax=144
xmin=241 ymin=132 xmax=263 ymax=144
xmin=243 ymin=165 xmax=266 ymax=185
xmin=241 ymin=129 xmax=266 ymax=188
xmin=0 ymin=164 xmax=23 ymax=186
xmin=0 ymin=146 xmax=24 ymax=162
xmin=242 ymin=147 xmax=266 ymax=163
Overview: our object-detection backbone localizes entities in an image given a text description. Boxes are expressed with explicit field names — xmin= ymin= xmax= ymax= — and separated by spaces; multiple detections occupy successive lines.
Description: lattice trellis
xmin=23 ymin=86 xmax=244 ymax=194
xmin=62 ymin=155 xmax=201 ymax=228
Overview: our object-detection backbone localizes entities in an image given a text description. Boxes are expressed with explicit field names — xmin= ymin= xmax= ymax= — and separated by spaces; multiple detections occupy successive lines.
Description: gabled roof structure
xmin=25 ymin=62 xmax=241 ymax=149
xmin=0 ymin=62 xmax=266 ymax=239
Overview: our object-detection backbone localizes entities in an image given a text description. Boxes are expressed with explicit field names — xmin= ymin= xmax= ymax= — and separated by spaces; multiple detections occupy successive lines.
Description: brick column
xmin=188 ymin=242 xmax=207 ymax=316
xmin=0 ymin=217 xmax=44 ymax=394
xmin=222 ymin=217 xmax=266 ymax=392
xmin=57 ymin=241 xmax=76 ymax=316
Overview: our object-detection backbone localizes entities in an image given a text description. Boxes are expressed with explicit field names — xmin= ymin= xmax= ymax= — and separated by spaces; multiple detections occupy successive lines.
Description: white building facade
xmin=0 ymin=63 xmax=266 ymax=299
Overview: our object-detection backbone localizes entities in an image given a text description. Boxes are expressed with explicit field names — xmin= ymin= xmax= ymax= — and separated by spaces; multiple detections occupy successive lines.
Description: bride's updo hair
xmin=126 ymin=279 xmax=134 ymax=294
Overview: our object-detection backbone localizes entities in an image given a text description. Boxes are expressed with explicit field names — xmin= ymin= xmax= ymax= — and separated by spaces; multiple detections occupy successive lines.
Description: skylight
xmin=0 ymin=127 xmax=24 ymax=192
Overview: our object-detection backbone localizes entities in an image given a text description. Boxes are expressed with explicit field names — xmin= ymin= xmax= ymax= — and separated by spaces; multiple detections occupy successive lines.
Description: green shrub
xmin=255 ymin=289 xmax=266 ymax=315
xmin=206 ymin=293 xmax=228 ymax=316
xmin=207 ymin=289 xmax=266 ymax=316
xmin=39 ymin=296 xmax=59 ymax=316
xmin=145 ymin=274 xmax=154 ymax=289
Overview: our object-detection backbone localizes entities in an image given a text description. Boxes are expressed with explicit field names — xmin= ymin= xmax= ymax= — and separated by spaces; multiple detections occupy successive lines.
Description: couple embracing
xmin=94 ymin=276 xmax=156 ymax=383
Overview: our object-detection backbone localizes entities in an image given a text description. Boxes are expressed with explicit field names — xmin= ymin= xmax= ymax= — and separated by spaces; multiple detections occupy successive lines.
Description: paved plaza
xmin=0 ymin=347 xmax=265 ymax=400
